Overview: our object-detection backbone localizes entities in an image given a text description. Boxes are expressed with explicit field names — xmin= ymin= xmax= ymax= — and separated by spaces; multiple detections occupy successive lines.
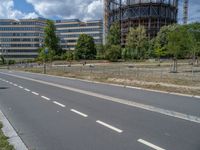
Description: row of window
xmin=60 ymin=39 xmax=102 ymax=44
xmin=1 ymin=38 xmax=41 ymax=42
xmin=0 ymin=44 xmax=40 ymax=47
xmin=4 ymin=55 xmax=38 ymax=58
xmin=55 ymin=23 xmax=102 ymax=28
xmin=58 ymin=33 xmax=102 ymax=38
xmin=0 ymin=33 xmax=43 ymax=37
xmin=126 ymin=0 xmax=177 ymax=6
xmin=57 ymin=28 xmax=102 ymax=33
xmin=61 ymin=45 xmax=75 ymax=49
xmin=4 ymin=49 xmax=38 ymax=53
xmin=0 ymin=27 xmax=43 ymax=31
xmin=0 ymin=21 xmax=45 ymax=26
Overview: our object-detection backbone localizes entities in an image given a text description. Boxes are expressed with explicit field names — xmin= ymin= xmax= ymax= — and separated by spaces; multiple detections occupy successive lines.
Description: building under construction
xmin=104 ymin=0 xmax=178 ymax=45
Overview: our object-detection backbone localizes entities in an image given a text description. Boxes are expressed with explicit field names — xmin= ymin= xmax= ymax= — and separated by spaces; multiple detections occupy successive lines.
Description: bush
xmin=8 ymin=60 xmax=16 ymax=65
xmin=105 ymin=45 xmax=121 ymax=62
xmin=75 ymin=34 xmax=96 ymax=60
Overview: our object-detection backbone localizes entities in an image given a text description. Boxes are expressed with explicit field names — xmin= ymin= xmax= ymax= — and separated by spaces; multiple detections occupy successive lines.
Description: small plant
xmin=0 ymin=123 xmax=15 ymax=150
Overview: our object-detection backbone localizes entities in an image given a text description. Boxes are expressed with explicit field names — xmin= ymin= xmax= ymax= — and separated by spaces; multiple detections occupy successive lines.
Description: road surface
xmin=0 ymin=69 xmax=200 ymax=150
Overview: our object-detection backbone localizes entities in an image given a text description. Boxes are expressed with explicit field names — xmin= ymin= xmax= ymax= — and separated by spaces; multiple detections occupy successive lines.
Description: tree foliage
xmin=154 ymin=25 xmax=177 ymax=56
xmin=44 ymin=20 xmax=61 ymax=56
xmin=167 ymin=25 xmax=191 ymax=59
xmin=125 ymin=26 xmax=148 ymax=60
xmin=106 ymin=22 xmax=121 ymax=45
xmin=65 ymin=51 xmax=74 ymax=62
xmin=75 ymin=34 xmax=96 ymax=60
xmin=184 ymin=23 xmax=200 ymax=64
xmin=96 ymin=44 xmax=105 ymax=60
xmin=105 ymin=45 xmax=121 ymax=62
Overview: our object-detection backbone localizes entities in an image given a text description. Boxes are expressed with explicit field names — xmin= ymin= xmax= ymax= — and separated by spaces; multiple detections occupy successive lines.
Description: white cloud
xmin=0 ymin=0 xmax=38 ymax=19
xmin=0 ymin=0 xmax=199 ymax=23
xmin=26 ymin=0 xmax=103 ymax=20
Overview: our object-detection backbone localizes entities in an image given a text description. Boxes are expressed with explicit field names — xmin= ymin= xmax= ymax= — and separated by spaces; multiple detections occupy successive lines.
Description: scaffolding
xmin=183 ymin=0 xmax=189 ymax=24
xmin=104 ymin=0 xmax=178 ymax=46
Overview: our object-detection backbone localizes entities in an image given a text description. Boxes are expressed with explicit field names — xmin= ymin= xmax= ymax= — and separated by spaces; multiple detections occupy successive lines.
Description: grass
xmin=13 ymin=61 xmax=200 ymax=96
xmin=0 ymin=123 xmax=15 ymax=150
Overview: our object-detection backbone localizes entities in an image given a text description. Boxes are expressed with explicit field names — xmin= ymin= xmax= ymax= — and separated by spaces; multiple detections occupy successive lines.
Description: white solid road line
xmin=194 ymin=95 xmax=200 ymax=99
xmin=70 ymin=109 xmax=88 ymax=117
xmin=137 ymin=139 xmax=165 ymax=150
xmin=41 ymin=96 xmax=50 ymax=101
xmin=24 ymin=88 xmax=30 ymax=92
xmin=96 ymin=120 xmax=123 ymax=133
xmin=53 ymin=101 xmax=66 ymax=108
xmin=31 ymin=92 xmax=39 ymax=96
xmin=1 ymin=72 xmax=200 ymax=124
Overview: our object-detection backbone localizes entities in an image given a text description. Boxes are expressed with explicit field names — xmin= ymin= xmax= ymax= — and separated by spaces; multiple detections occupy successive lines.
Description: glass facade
xmin=56 ymin=19 xmax=103 ymax=50
xmin=0 ymin=18 xmax=103 ymax=60
xmin=0 ymin=18 xmax=45 ymax=60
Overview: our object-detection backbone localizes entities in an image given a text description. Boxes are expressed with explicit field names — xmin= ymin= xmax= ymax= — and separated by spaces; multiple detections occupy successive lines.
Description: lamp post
xmin=43 ymin=47 xmax=48 ymax=74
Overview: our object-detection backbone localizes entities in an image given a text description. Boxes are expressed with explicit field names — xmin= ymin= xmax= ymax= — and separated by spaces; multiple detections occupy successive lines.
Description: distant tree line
xmin=37 ymin=19 xmax=200 ymax=72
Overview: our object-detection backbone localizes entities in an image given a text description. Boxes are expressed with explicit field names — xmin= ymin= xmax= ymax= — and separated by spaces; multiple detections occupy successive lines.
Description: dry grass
xmin=14 ymin=61 xmax=200 ymax=96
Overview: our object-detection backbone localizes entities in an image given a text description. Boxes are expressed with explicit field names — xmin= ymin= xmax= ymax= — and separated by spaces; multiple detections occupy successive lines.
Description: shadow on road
xmin=0 ymin=87 xmax=9 ymax=90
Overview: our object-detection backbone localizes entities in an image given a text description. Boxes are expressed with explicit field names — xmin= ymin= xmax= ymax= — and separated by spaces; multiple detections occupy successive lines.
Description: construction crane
xmin=183 ymin=0 xmax=189 ymax=24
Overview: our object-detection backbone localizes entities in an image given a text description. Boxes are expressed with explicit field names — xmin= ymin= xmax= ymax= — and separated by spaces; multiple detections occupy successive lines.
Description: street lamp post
xmin=43 ymin=47 xmax=48 ymax=74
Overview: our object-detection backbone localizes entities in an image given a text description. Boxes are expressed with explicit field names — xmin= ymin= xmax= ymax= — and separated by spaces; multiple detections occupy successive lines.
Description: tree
xmin=0 ymin=55 xmax=5 ymax=64
xmin=105 ymin=45 xmax=121 ymax=62
xmin=44 ymin=20 xmax=61 ymax=56
xmin=154 ymin=42 xmax=166 ymax=66
xmin=152 ymin=24 xmax=178 ymax=64
xmin=121 ymin=48 xmax=132 ymax=61
xmin=105 ymin=22 xmax=121 ymax=61
xmin=65 ymin=51 xmax=74 ymax=66
xmin=154 ymin=25 xmax=177 ymax=56
xmin=75 ymin=34 xmax=96 ymax=60
xmin=96 ymin=44 xmax=105 ymax=60
xmin=125 ymin=26 xmax=148 ymax=60
xmin=38 ymin=47 xmax=54 ymax=62
xmin=106 ymin=22 xmax=120 ymax=45
xmin=167 ymin=25 xmax=191 ymax=72
xmin=185 ymin=23 xmax=200 ymax=65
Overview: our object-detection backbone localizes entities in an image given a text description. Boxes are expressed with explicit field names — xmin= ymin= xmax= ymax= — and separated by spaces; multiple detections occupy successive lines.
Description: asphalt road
xmin=0 ymin=69 xmax=200 ymax=150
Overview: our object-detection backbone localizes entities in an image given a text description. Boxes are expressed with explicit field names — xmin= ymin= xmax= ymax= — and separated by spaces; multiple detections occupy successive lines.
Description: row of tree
xmin=38 ymin=20 xmax=200 ymax=72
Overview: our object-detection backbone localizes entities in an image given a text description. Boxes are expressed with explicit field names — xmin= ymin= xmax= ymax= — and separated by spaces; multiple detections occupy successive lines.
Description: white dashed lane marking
xmin=53 ymin=101 xmax=66 ymax=108
xmin=96 ymin=120 xmax=123 ymax=133
xmin=137 ymin=139 xmax=165 ymax=150
xmin=41 ymin=96 xmax=50 ymax=101
xmin=24 ymin=88 xmax=30 ymax=92
xmin=18 ymin=86 xmax=23 ymax=89
xmin=70 ymin=109 xmax=88 ymax=117
xmin=31 ymin=92 xmax=39 ymax=96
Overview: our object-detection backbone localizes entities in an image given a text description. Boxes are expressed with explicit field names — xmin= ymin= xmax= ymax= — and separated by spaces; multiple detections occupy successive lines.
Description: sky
xmin=0 ymin=0 xmax=199 ymax=23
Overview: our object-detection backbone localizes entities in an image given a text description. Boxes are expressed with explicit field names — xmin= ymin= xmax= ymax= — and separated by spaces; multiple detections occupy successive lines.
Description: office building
xmin=55 ymin=19 xmax=103 ymax=50
xmin=0 ymin=18 xmax=46 ymax=60
xmin=0 ymin=18 xmax=103 ymax=60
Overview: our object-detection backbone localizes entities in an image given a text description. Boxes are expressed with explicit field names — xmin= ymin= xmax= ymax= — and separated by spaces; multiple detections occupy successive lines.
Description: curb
xmin=11 ymin=70 xmax=200 ymax=100
xmin=0 ymin=110 xmax=28 ymax=150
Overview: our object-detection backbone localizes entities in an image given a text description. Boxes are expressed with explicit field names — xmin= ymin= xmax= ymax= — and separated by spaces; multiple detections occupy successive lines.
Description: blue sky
xmin=0 ymin=0 xmax=199 ymax=23
xmin=14 ymin=0 xmax=35 ymax=13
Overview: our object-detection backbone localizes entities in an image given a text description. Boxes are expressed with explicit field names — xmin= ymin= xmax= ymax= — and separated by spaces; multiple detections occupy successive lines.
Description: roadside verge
xmin=0 ymin=110 xmax=27 ymax=150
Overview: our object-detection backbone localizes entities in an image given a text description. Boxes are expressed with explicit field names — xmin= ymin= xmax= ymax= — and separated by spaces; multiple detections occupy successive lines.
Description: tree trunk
xmin=196 ymin=57 xmax=199 ymax=66
xmin=171 ymin=58 xmax=177 ymax=73
xmin=158 ymin=57 xmax=161 ymax=66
